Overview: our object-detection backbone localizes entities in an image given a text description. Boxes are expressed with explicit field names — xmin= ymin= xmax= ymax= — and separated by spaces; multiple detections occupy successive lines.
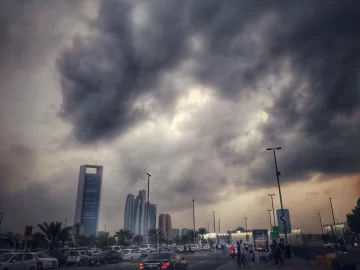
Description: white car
xmin=0 ymin=253 xmax=37 ymax=270
xmin=324 ymin=243 xmax=340 ymax=248
xmin=176 ymin=246 xmax=184 ymax=253
xmin=189 ymin=244 xmax=197 ymax=252
xmin=121 ymin=249 xmax=141 ymax=261
xmin=138 ymin=244 xmax=156 ymax=253
xmin=103 ymin=246 xmax=122 ymax=253
xmin=202 ymin=244 xmax=210 ymax=250
xmin=33 ymin=253 xmax=58 ymax=269
xmin=65 ymin=250 xmax=89 ymax=266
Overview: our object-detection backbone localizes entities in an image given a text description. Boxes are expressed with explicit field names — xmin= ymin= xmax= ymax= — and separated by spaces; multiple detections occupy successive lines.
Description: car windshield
xmin=37 ymin=254 xmax=51 ymax=258
xmin=0 ymin=254 xmax=14 ymax=262
xmin=122 ymin=250 xmax=130 ymax=254
xmin=145 ymin=253 xmax=170 ymax=260
xmin=94 ymin=251 xmax=111 ymax=256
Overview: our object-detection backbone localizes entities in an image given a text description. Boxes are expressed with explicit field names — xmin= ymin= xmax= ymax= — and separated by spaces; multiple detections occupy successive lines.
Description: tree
xmin=107 ymin=237 xmax=116 ymax=246
xmin=148 ymin=229 xmax=164 ymax=244
xmin=114 ymin=229 xmax=133 ymax=246
xmin=37 ymin=222 xmax=63 ymax=250
xmin=186 ymin=229 xmax=198 ymax=243
xmin=132 ymin=235 xmax=144 ymax=245
xmin=197 ymin=228 xmax=207 ymax=238
xmin=78 ymin=235 xmax=97 ymax=247
xmin=207 ymin=238 xmax=214 ymax=248
xmin=58 ymin=227 xmax=72 ymax=247
xmin=347 ymin=198 xmax=360 ymax=242
xmin=31 ymin=232 xmax=47 ymax=249
xmin=181 ymin=234 xmax=190 ymax=244
xmin=173 ymin=236 xmax=181 ymax=245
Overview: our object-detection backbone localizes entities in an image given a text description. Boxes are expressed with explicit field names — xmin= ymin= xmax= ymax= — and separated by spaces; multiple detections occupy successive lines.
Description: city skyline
xmin=124 ymin=190 xmax=157 ymax=236
xmin=0 ymin=0 xmax=359 ymax=235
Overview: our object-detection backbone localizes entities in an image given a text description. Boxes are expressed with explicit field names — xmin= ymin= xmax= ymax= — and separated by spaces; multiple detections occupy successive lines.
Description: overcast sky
xmin=1 ymin=0 xmax=359 ymax=235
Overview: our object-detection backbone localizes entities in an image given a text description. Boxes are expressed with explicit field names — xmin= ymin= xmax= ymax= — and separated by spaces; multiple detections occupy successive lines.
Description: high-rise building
xmin=74 ymin=165 xmax=103 ymax=236
xmin=123 ymin=190 xmax=156 ymax=236
xmin=124 ymin=194 xmax=135 ymax=231
xmin=158 ymin=214 xmax=172 ymax=240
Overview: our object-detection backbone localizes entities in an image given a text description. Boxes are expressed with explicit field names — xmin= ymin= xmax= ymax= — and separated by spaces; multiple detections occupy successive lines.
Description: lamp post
xmin=317 ymin=213 xmax=324 ymax=234
xmin=192 ymin=199 xmax=196 ymax=244
xmin=329 ymin=198 xmax=337 ymax=236
xmin=64 ymin=220 xmax=68 ymax=228
xmin=267 ymin=210 xmax=273 ymax=230
xmin=213 ymin=212 xmax=216 ymax=233
xmin=218 ymin=219 xmax=220 ymax=233
xmin=266 ymin=147 xmax=288 ymax=243
xmin=0 ymin=213 xmax=4 ymax=231
xmin=268 ymin=194 xmax=276 ymax=226
xmin=207 ymin=223 xmax=210 ymax=233
xmin=244 ymin=218 xmax=248 ymax=230
xmin=104 ymin=225 xmax=107 ymax=232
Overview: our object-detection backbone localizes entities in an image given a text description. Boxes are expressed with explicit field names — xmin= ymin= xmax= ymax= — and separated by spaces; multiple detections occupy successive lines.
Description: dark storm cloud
xmin=58 ymin=0 xmax=360 ymax=192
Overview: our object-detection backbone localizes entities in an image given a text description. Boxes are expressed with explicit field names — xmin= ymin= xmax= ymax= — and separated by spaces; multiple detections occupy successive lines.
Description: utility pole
xmin=64 ymin=220 xmax=68 ymax=228
xmin=317 ymin=213 xmax=324 ymax=234
xmin=146 ymin=173 xmax=151 ymax=244
xmin=218 ymin=219 xmax=220 ymax=233
xmin=329 ymin=198 xmax=337 ymax=236
xmin=268 ymin=194 xmax=276 ymax=226
xmin=267 ymin=210 xmax=273 ymax=230
xmin=213 ymin=212 xmax=216 ymax=233
xmin=104 ymin=225 xmax=107 ymax=232
xmin=207 ymin=223 xmax=210 ymax=233
xmin=267 ymin=147 xmax=288 ymax=243
xmin=192 ymin=199 xmax=196 ymax=244
xmin=244 ymin=218 xmax=248 ymax=230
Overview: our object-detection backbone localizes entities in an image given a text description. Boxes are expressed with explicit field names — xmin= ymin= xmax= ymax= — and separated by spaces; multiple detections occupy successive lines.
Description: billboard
xmin=252 ymin=229 xmax=269 ymax=252
xmin=276 ymin=209 xmax=292 ymax=234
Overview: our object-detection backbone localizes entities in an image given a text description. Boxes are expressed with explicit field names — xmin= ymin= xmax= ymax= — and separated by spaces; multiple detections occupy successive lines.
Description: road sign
xmin=24 ymin=226 xmax=33 ymax=237
xmin=276 ymin=209 xmax=292 ymax=234
xmin=246 ymin=235 xmax=249 ymax=241
xmin=272 ymin=226 xmax=280 ymax=239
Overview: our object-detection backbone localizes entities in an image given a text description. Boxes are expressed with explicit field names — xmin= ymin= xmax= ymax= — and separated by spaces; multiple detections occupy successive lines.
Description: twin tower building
xmin=124 ymin=191 xmax=157 ymax=235
xmin=74 ymin=165 xmax=156 ymax=237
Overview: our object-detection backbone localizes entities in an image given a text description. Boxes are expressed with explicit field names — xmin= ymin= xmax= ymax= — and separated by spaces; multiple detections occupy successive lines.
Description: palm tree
xmin=31 ymin=232 xmax=47 ymax=249
xmin=114 ymin=229 xmax=133 ymax=246
xmin=197 ymin=227 xmax=208 ymax=247
xmin=132 ymin=235 xmax=144 ymax=245
xmin=173 ymin=236 xmax=181 ymax=245
xmin=58 ymin=227 xmax=72 ymax=248
xmin=37 ymin=222 xmax=62 ymax=250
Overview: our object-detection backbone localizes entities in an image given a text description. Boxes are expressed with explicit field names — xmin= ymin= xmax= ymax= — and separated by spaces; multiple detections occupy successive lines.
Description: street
xmin=58 ymin=251 xmax=232 ymax=270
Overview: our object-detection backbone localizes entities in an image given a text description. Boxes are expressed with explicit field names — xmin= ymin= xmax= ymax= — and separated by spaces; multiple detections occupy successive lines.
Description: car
xmin=138 ymin=244 xmax=156 ymax=254
xmin=202 ymin=244 xmax=210 ymax=250
xmin=89 ymin=250 xmax=122 ymax=265
xmin=103 ymin=246 xmax=122 ymax=253
xmin=121 ymin=249 xmax=141 ymax=261
xmin=0 ymin=253 xmax=37 ymax=270
xmin=189 ymin=244 xmax=197 ymax=253
xmin=139 ymin=252 xmax=188 ymax=270
xmin=65 ymin=250 xmax=89 ymax=266
xmin=32 ymin=253 xmax=58 ymax=269
xmin=176 ymin=246 xmax=184 ymax=253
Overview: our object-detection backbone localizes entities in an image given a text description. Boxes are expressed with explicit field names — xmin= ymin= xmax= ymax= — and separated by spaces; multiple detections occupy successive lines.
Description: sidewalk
xmin=218 ymin=256 xmax=315 ymax=270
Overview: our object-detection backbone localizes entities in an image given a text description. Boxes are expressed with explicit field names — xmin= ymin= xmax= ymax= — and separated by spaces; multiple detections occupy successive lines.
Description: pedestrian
xmin=184 ymin=244 xmax=187 ymax=254
xmin=240 ymin=240 xmax=250 ymax=268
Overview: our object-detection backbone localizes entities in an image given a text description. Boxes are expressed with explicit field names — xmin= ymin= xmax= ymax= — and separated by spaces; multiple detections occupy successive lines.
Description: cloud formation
xmin=1 ymin=0 xmax=360 ymax=233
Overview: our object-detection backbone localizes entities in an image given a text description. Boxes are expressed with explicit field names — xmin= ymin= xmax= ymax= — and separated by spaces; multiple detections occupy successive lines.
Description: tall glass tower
xmin=74 ymin=165 xmax=103 ymax=236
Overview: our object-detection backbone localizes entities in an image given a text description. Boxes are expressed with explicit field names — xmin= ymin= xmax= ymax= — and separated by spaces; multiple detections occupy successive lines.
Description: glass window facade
xmin=81 ymin=173 xmax=101 ymax=236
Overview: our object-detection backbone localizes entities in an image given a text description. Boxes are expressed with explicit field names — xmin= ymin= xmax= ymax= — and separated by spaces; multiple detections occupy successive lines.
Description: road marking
xmin=191 ymin=260 xmax=208 ymax=266
xmin=215 ymin=262 xmax=231 ymax=270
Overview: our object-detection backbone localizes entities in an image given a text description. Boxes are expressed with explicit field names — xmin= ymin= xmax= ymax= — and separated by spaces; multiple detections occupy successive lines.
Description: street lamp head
xmin=266 ymin=148 xmax=273 ymax=151
xmin=147 ymin=173 xmax=151 ymax=177
xmin=275 ymin=147 xmax=282 ymax=150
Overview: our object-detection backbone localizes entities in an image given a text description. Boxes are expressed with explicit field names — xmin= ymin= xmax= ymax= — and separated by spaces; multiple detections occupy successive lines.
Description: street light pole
xmin=268 ymin=194 xmax=276 ymax=226
xmin=213 ymin=212 xmax=216 ymax=233
xmin=0 ymin=213 xmax=4 ymax=231
xmin=104 ymin=225 xmax=107 ymax=232
xmin=192 ymin=199 xmax=196 ymax=244
xmin=267 ymin=147 xmax=288 ymax=243
xmin=218 ymin=219 xmax=220 ymax=233
xmin=244 ymin=218 xmax=248 ymax=230
xmin=64 ymin=220 xmax=68 ymax=228
xmin=317 ymin=213 xmax=324 ymax=234
xmin=329 ymin=198 xmax=337 ymax=236
xmin=207 ymin=223 xmax=210 ymax=233
xmin=267 ymin=210 xmax=273 ymax=230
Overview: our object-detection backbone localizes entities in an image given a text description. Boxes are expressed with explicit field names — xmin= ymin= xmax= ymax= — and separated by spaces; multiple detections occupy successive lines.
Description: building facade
xmin=170 ymin=228 xmax=180 ymax=240
xmin=123 ymin=190 xmax=156 ymax=236
xmin=74 ymin=165 xmax=103 ymax=236
xmin=158 ymin=214 xmax=172 ymax=240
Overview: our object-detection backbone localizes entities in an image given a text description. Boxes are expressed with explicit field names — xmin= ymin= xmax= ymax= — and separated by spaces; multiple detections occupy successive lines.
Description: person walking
xmin=240 ymin=240 xmax=250 ymax=268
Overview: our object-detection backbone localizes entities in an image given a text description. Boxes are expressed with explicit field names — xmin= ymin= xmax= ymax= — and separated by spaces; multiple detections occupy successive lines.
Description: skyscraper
xmin=158 ymin=214 xmax=172 ymax=240
xmin=124 ymin=190 xmax=156 ymax=236
xmin=74 ymin=165 xmax=103 ymax=236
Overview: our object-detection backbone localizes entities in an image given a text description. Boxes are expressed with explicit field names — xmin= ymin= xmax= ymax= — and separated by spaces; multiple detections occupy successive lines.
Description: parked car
xmin=189 ymin=244 xmax=197 ymax=253
xmin=139 ymin=252 xmax=188 ymax=270
xmin=324 ymin=243 xmax=340 ymax=248
xmin=202 ymin=244 xmax=210 ymax=250
xmin=121 ymin=249 xmax=141 ymax=261
xmin=65 ymin=250 xmax=89 ymax=266
xmin=32 ymin=253 xmax=58 ymax=269
xmin=45 ymin=250 xmax=68 ymax=266
xmin=139 ymin=244 xmax=156 ymax=253
xmin=89 ymin=251 xmax=121 ymax=265
xmin=103 ymin=246 xmax=122 ymax=253
xmin=0 ymin=253 xmax=37 ymax=270
xmin=176 ymin=246 xmax=184 ymax=253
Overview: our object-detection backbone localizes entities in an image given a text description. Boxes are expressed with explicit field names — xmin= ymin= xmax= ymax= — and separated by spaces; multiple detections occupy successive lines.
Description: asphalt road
xmin=58 ymin=251 xmax=232 ymax=270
